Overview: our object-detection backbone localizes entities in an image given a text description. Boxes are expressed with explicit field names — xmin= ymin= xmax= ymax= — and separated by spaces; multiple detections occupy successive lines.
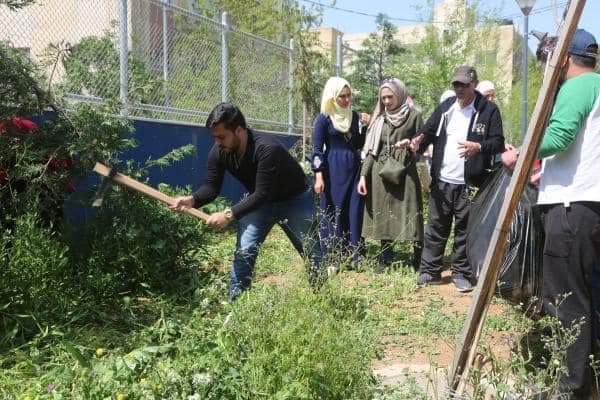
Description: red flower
xmin=0 ymin=117 xmax=38 ymax=135
xmin=0 ymin=169 xmax=8 ymax=183
xmin=11 ymin=117 xmax=38 ymax=132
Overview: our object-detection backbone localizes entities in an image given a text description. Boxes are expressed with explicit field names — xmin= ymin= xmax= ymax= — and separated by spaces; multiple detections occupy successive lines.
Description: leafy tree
xmin=0 ymin=43 xmax=49 ymax=120
xmin=504 ymin=59 xmax=544 ymax=145
xmin=347 ymin=13 xmax=405 ymax=112
xmin=389 ymin=2 xmax=502 ymax=116
xmin=0 ymin=40 xmax=134 ymax=225
xmin=57 ymin=33 xmax=163 ymax=105
xmin=191 ymin=0 xmax=331 ymax=118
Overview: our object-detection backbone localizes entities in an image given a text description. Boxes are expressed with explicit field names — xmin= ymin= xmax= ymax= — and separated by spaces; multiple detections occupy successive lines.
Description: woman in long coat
xmin=357 ymin=79 xmax=424 ymax=270
xmin=312 ymin=77 xmax=364 ymax=262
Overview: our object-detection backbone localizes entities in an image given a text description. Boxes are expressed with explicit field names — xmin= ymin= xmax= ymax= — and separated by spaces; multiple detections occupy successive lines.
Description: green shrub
xmin=74 ymin=181 xmax=208 ymax=304
xmin=184 ymin=285 xmax=378 ymax=399
xmin=0 ymin=212 xmax=73 ymax=346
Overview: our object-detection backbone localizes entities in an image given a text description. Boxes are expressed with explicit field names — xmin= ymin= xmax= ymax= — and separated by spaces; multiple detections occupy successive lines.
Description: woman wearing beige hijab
xmin=358 ymin=79 xmax=424 ymax=271
xmin=312 ymin=77 xmax=365 ymax=263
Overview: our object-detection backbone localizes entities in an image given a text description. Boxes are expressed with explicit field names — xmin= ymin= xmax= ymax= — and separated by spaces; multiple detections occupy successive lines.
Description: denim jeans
xmin=229 ymin=188 xmax=322 ymax=300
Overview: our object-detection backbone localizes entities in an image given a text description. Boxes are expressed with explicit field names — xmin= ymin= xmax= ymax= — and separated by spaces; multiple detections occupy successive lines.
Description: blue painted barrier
xmin=64 ymin=117 xmax=299 ymax=227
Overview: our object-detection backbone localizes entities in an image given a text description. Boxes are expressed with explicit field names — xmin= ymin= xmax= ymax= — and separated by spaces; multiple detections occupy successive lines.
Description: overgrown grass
xmin=0 ymin=193 xmax=584 ymax=399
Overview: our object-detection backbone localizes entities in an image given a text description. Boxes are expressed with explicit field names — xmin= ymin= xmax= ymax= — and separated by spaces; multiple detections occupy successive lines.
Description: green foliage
xmin=144 ymin=144 xmax=196 ymax=169
xmin=0 ymin=271 xmax=378 ymax=399
xmin=348 ymin=14 xmax=406 ymax=112
xmin=469 ymin=297 xmax=580 ymax=399
xmin=0 ymin=213 xmax=72 ymax=347
xmin=505 ymin=59 xmax=545 ymax=145
xmin=0 ymin=43 xmax=49 ymax=119
xmin=58 ymin=33 xmax=163 ymax=104
xmin=194 ymin=286 xmax=377 ymax=399
xmin=196 ymin=0 xmax=331 ymax=116
xmin=76 ymin=176 xmax=207 ymax=304
xmin=0 ymin=40 xmax=206 ymax=355
xmin=389 ymin=2 xmax=502 ymax=116
xmin=0 ymin=40 xmax=134 ymax=224
xmin=73 ymin=146 xmax=199 ymax=306
xmin=346 ymin=2 xmax=504 ymax=117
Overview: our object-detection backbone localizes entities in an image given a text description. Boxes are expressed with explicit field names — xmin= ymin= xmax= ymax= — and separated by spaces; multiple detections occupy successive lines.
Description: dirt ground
xmin=371 ymin=269 xmax=516 ymax=396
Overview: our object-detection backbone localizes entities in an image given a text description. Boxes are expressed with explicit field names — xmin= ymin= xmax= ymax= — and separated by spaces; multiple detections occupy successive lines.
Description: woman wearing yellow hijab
xmin=312 ymin=77 xmax=365 ymax=264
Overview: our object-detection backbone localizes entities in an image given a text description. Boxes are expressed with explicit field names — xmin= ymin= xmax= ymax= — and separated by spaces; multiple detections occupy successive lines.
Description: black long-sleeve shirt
xmin=192 ymin=130 xmax=308 ymax=219
xmin=418 ymin=91 xmax=505 ymax=187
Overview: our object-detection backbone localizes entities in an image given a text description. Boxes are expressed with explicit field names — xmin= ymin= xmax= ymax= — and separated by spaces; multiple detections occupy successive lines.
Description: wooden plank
xmin=448 ymin=0 xmax=587 ymax=394
xmin=93 ymin=162 xmax=209 ymax=222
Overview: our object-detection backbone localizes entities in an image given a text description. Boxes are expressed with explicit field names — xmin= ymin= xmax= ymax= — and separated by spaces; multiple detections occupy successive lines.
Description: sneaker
xmin=416 ymin=272 xmax=442 ymax=286
xmin=452 ymin=276 xmax=474 ymax=293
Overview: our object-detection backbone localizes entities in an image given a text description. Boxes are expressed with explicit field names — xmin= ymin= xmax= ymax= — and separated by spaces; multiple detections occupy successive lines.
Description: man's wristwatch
xmin=223 ymin=208 xmax=235 ymax=221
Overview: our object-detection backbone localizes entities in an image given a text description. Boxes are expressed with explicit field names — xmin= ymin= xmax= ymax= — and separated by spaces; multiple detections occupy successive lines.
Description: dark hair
xmin=205 ymin=102 xmax=247 ymax=131
xmin=571 ymin=53 xmax=597 ymax=69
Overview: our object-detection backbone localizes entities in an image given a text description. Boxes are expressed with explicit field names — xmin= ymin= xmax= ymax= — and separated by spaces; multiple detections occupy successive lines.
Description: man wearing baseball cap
xmin=409 ymin=65 xmax=505 ymax=292
xmin=535 ymin=28 xmax=600 ymax=398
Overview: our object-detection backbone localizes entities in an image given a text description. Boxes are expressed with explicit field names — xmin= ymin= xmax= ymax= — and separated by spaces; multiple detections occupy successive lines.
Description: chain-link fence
xmin=0 ymin=0 xmax=298 ymax=134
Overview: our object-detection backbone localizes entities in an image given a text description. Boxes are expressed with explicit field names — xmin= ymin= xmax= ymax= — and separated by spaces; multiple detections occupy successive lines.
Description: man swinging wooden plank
xmin=169 ymin=103 xmax=323 ymax=301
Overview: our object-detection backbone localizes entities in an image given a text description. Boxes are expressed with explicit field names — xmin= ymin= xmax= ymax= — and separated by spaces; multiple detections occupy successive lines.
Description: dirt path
xmin=255 ymin=246 xmax=516 ymax=397
xmin=371 ymin=269 xmax=514 ymax=396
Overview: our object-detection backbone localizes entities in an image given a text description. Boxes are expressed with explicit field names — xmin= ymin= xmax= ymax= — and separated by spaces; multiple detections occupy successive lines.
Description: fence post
xmin=119 ymin=0 xmax=129 ymax=114
xmin=221 ymin=11 xmax=229 ymax=103
xmin=302 ymin=102 xmax=307 ymax=162
xmin=335 ymin=34 xmax=343 ymax=77
xmin=288 ymin=38 xmax=294 ymax=135
xmin=162 ymin=0 xmax=170 ymax=105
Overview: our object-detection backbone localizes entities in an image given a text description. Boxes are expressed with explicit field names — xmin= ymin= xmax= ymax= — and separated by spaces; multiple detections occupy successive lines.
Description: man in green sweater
xmin=504 ymin=29 xmax=600 ymax=398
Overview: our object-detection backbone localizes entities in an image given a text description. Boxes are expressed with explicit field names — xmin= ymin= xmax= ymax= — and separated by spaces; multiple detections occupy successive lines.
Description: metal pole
xmin=302 ymin=103 xmax=307 ymax=162
xmin=335 ymin=34 xmax=343 ymax=77
xmin=162 ymin=0 xmax=170 ymax=105
xmin=119 ymin=0 xmax=129 ymax=114
xmin=521 ymin=13 xmax=529 ymax=142
xmin=221 ymin=11 xmax=229 ymax=103
xmin=288 ymin=38 xmax=294 ymax=135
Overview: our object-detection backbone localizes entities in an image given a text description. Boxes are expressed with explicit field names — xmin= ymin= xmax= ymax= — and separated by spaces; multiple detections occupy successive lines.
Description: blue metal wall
xmin=66 ymin=118 xmax=300 ymax=221
xmin=126 ymin=119 xmax=300 ymax=201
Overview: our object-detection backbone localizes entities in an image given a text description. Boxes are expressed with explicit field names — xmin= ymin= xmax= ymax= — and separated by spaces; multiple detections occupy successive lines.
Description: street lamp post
xmin=515 ymin=0 xmax=536 ymax=142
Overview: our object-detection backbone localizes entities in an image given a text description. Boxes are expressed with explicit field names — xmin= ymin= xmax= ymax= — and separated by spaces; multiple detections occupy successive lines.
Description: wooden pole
xmin=93 ymin=162 xmax=209 ymax=222
xmin=448 ymin=0 xmax=587 ymax=394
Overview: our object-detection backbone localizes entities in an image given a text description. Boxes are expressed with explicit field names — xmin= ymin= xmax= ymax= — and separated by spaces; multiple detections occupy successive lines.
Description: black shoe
xmin=452 ymin=275 xmax=474 ymax=293
xmin=416 ymin=272 xmax=442 ymax=286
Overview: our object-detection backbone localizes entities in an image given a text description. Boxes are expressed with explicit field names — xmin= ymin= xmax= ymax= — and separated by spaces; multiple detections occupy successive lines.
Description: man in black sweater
xmin=171 ymin=103 xmax=321 ymax=300
xmin=410 ymin=66 xmax=505 ymax=292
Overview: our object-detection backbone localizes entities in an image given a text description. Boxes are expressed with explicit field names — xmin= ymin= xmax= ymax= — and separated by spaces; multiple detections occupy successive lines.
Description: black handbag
xmin=378 ymin=131 xmax=414 ymax=185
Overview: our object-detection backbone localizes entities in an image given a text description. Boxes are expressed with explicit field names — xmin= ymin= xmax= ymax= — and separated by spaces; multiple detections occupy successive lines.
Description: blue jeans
xmin=229 ymin=188 xmax=322 ymax=300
